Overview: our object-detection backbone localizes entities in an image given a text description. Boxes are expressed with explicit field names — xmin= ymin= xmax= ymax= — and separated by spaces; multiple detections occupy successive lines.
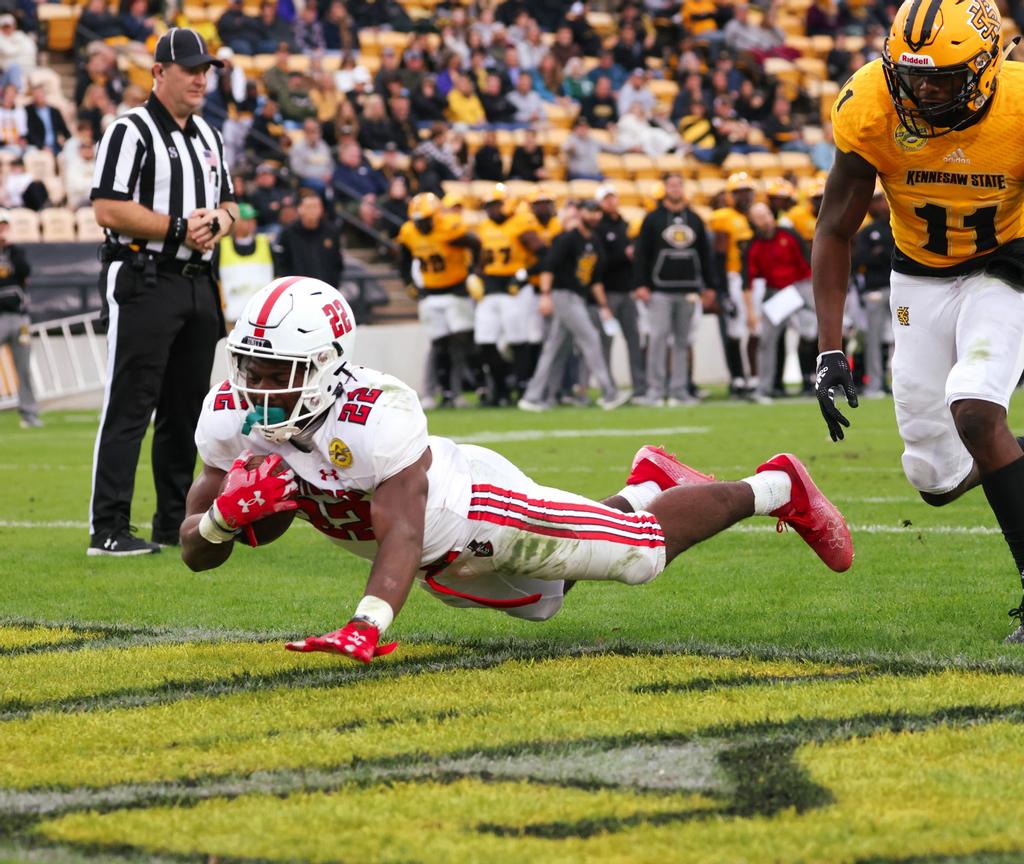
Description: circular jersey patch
xmin=894 ymin=123 xmax=927 ymax=151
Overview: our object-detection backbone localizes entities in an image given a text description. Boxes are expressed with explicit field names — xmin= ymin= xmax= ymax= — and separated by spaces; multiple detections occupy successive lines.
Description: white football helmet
xmin=227 ymin=276 xmax=357 ymax=442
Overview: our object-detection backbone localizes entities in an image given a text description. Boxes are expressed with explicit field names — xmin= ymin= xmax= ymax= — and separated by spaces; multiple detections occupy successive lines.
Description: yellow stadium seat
xmin=597 ymin=152 xmax=627 ymax=179
xmin=7 ymin=209 xmax=39 ymax=243
xmin=23 ymin=149 xmax=55 ymax=181
xmin=622 ymin=152 xmax=661 ymax=180
xmin=747 ymin=152 xmax=781 ymax=175
xmin=76 ymin=207 xmax=106 ymax=243
xmin=40 ymin=207 xmax=76 ymax=242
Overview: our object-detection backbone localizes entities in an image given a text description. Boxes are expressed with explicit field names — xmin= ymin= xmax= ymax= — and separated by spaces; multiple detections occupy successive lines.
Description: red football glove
xmin=284 ymin=620 xmax=398 ymax=664
xmin=215 ymin=450 xmax=298 ymax=530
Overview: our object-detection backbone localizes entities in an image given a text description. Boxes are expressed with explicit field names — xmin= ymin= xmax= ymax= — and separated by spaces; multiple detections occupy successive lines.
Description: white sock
xmin=743 ymin=471 xmax=792 ymax=516
xmin=617 ymin=480 xmax=662 ymax=512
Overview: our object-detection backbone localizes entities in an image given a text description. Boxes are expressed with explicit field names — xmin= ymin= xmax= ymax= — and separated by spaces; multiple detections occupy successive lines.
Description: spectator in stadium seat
xmin=379 ymin=175 xmax=410 ymax=238
xmin=447 ymin=73 xmax=487 ymax=126
xmin=374 ymin=48 xmax=407 ymax=100
xmin=263 ymin=44 xmax=293 ymax=107
xmin=613 ymin=24 xmax=650 ymax=71
xmin=399 ymin=49 xmax=429 ymax=95
xmin=734 ymin=78 xmax=769 ymax=125
xmin=509 ymin=127 xmax=546 ymax=181
xmin=275 ymin=189 xmax=345 ymax=286
xmin=216 ymin=0 xmax=263 ymax=55
xmin=516 ymin=20 xmax=548 ymax=71
xmin=335 ymin=55 xmax=373 ymax=98
xmin=2 ymin=157 xmax=46 ymax=210
xmin=321 ymin=1 xmax=357 ymax=55
xmin=566 ymin=0 xmax=602 ymax=55
xmin=762 ymin=95 xmax=805 ymax=153
xmin=348 ymin=0 xmax=411 ymax=30
xmin=255 ymin=1 xmax=297 ymax=54
xmin=203 ymin=47 xmax=246 ymax=130
xmin=435 ymin=52 xmax=463 ymax=99
xmin=0 ymin=13 xmax=32 ymax=90
xmin=74 ymin=45 xmax=125 ymax=108
xmin=473 ymin=129 xmax=505 ymax=181
xmin=826 ymin=33 xmax=853 ymax=83
xmin=387 ymin=92 xmax=419 ymax=152
xmin=498 ymin=44 xmax=526 ymax=91
xmin=250 ymin=162 xmax=291 ymax=229
xmin=332 ymin=141 xmax=387 ymax=202
xmin=0 ymin=82 xmax=24 ymax=153
xmin=25 ymin=84 xmax=69 ymax=154
xmin=119 ymin=0 xmax=154 ymax=43
xmin=62 ymin=134 xmax=96 ymax=208
xmin=562 ymin=117 xmax=607 ymax=181
xmin=810 ymin=121 xmax=836 ymax=172
xmin=671 ymin=72 xmax=707 ymax=122
xmin=617 ymin=68 xmax=655 ymax=117
xmin=290 ymin=116 xmax=333 ymax=195
xmin=508 ymin=72 xmax=546 ymax=125
xmin=586 ymin=51 xmax=627 ymax=92
xmin=550 ymin=25 xmax=581 ymax=68
xmin=806 ymin=0 xmax=840 ymax=36
xmin=470 ymin=5 xmax=501 ymax=46
xmin=580 ymin=76 xmax=619 ymax=130
xmin=358 ymin=94 xmax=399 ymax=153
xmin=534 ymin=54 xmax=564 ymax=104
xmin=411 ymin=76 xmax=448 ymax=125
xmin=678 ymin=101 xmax=719 ymax=162
xmin=378 ymin=142 xmax=411 ymax=186
xmin=74 ymin=0 xmax=122 ymax=55
xmin=79 ymin=83 xmax=117 ymax=141
xmin=415 ymin=122 xmax=465 ymax=180
xmin=293 ymin=3 xmax=325 ymax=55
xmin=59 ymin=120 xmax=93 ymax=173
xmin=244 ymin=98 xmax=287 ymax=163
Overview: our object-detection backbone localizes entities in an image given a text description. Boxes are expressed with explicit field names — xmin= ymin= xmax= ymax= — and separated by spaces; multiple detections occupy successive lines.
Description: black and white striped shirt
xmin=90 ymin=93 xmax=234 ymax=262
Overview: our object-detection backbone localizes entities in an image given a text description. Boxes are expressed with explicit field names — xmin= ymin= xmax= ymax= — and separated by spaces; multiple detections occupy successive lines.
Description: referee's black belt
xmin=102 ymin=244 xmax=211 ymax=278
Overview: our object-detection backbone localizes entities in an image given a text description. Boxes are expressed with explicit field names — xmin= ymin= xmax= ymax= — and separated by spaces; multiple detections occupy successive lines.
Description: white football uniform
xmin=195 ymin=365 xmax=667 ymax=621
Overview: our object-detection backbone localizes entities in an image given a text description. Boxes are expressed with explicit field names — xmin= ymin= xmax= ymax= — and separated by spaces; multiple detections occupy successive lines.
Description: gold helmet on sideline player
xmin=882 ymin=0 xmax=1004 ymax=138
xmin=409 ymin=192 xmax=442 ymax=221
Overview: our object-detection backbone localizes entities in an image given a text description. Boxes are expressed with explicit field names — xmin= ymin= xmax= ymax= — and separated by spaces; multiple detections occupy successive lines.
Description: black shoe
xmin=88 ymin=527 xmax=161 ymax=557
xmin=152 ymin=529 xmax=180 ymax=547
xmin=1007 ymin=597 xmax=1024 ymax=644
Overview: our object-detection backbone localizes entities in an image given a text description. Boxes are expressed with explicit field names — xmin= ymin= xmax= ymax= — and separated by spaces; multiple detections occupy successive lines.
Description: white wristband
xmin=353 ymin=595 xmax=395 ymax=634
xmin=198 ymin=504 xmax=238 ymax=544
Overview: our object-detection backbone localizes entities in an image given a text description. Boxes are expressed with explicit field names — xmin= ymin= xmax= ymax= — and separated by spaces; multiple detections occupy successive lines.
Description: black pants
xmin=89 ymin=260 xmax=222 ymax=541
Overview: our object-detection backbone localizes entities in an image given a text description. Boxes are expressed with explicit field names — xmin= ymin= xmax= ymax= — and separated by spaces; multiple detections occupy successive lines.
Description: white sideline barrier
xmin=3 ymin=316 xmax=776 ymax=413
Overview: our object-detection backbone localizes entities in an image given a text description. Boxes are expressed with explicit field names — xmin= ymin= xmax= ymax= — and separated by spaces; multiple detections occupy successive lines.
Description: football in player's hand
xmin=222 ymin=453 xmax=299 ymax=546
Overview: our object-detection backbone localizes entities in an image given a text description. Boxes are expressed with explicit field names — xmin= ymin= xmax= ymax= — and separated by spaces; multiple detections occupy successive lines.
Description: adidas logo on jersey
xmin=943 ymin=147 xmax=970 ymax=164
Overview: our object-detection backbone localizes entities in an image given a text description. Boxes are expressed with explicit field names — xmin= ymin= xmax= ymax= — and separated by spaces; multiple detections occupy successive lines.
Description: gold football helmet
xmin=882 ymin=0 xmax=1003 ymax=137
xmin=409 ymin=192 xmax=441 ymax=220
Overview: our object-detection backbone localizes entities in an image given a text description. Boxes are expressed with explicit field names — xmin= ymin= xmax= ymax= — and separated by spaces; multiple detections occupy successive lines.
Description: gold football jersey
xmin=709 ymin=207 xmax=753 ymax=273
xmin=521 ymin=211 xmax=562 ymax=285
xmin=832 ymin=58 xmax=1024 ymax=270
xmin=478 ymin=211 xmax=534 ymax=277
xmin=786 ymin=204 xmax=817 ymax=243
xmin=397 ymin=212 xmax=471 ymax=290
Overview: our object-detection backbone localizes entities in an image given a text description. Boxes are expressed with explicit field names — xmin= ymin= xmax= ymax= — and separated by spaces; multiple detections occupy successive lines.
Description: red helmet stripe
xmin=252 ymin=276 xmax=303 ymax=337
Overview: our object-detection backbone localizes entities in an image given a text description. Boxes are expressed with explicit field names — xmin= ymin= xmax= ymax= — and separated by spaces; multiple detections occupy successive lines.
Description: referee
xmin=88 ymin=28 xmax=238 ymax=557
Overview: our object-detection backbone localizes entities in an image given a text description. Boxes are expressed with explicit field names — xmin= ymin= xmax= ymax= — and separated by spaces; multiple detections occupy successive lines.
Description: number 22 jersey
xmin=194 ymin=365 xmax=471 ymax=566
xmin=831 ymin=58 xmax=1024 ymax=273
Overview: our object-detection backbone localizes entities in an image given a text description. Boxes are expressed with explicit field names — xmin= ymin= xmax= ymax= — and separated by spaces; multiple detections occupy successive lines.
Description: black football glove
xmin=815 ymin=350 xmax=858 ymax=442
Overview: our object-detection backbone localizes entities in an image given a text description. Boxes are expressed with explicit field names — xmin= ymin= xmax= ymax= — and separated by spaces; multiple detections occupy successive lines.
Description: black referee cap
xmin=154 ymin=28 xmax=224 ymax=69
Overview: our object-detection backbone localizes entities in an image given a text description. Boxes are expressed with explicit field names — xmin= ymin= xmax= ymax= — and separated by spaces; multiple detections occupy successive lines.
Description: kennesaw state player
xmin=181 ymin=276 xmax=853 ymax=664
xmin=813 ymin=0 xmax=1024 ymax=641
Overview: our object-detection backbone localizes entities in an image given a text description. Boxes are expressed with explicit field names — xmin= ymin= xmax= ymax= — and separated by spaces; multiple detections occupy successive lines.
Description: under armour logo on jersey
xmin=320 ymin=468 xmax=339 ymax=482
xmin=237 ymin=491 xmax=265 ymax=513
xmin=943 ymin=147 xmax=970 ymax=164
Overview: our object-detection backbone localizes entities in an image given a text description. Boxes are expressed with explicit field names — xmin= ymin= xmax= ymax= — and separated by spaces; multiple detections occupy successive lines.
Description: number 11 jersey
xmin=831 ymin=58 xmax=1024 ymax=273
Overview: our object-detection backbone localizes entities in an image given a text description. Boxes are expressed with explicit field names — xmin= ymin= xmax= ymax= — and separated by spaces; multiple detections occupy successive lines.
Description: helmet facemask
xmin=883 ymin=44 xmax=996 ymax=137
xmin=229 ymin=344 xmax=346 ymax=444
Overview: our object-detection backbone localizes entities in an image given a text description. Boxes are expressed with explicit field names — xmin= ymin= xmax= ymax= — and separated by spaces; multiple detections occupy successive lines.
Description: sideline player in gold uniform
xmin=398 ymin=193 xmax=480 ymax=408
xmin=814 ymin=0 xmax=1024 ymax=641
xmin=475 ymin=183 xmax=546 ymax=404
xmin=709 ymin=173 xmax=756 ymax=394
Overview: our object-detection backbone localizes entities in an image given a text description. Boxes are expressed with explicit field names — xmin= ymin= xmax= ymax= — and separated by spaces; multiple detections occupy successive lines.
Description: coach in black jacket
xmin=275 ymin=189 xmax=345 ymax=287
xmin=633 ymin=173 xmax=715 ymax=406
xmin=596 ymin=185 xmax=646 ymax=398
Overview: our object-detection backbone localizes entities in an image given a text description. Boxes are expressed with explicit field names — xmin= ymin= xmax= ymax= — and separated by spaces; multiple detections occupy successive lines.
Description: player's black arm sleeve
xmin=813 ymin=148 xmax=878 ymax=351
xmin=450 ymin=231 xmax=482 ymax=267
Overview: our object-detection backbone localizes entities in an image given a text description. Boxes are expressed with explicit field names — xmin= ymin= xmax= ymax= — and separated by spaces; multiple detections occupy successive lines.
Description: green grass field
xmin=2 ymin=395 xmax=1024 ymax=863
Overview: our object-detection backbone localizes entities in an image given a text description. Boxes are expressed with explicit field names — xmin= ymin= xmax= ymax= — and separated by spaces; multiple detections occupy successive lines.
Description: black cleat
xmin=88 ymin=527 xmax=161 ymax=557
xmin=1006 ymin=596 xmax=1024 ymax=644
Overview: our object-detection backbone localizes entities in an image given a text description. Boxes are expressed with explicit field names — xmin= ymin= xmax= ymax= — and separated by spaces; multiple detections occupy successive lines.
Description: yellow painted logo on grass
xmin=1 ymin=640 xmax=1023 ymax=863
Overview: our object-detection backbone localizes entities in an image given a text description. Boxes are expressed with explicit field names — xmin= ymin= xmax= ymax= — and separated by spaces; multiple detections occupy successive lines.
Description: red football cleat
xmin=627 ymin=445 xmax=715 ymax=490
xmin=756 ymin=453 xmax=853 ymax=572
